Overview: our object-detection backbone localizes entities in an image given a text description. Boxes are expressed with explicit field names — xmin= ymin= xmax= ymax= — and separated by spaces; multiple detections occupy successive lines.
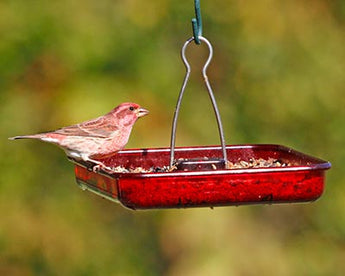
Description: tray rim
xmin=72 ymin=144 xmax=331 ymax=179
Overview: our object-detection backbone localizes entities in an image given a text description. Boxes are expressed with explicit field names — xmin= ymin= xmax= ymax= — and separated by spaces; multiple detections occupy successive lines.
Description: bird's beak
xmin=137 ymin=107 xmax=149 ymax=118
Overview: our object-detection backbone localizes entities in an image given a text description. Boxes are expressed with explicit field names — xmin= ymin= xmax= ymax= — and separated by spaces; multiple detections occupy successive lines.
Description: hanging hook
xmin=192 ymin=0 xmax=203 ymax=44
xmin=170 ymin=36 xmax=228 ymax=168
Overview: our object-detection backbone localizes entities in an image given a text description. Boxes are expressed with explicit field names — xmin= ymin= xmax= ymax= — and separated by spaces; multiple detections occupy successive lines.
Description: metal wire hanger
xmin=169 ymin=0 xmax=228 ymax=168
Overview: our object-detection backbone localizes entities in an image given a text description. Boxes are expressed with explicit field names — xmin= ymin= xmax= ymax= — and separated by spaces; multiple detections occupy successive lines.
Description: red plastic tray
xmin=73 ymin=144 xmax=330 ymax=209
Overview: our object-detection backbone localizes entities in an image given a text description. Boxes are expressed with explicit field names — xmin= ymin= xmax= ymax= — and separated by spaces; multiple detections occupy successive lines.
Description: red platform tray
xmin=73 ymin=144 xmax=330 ymax=210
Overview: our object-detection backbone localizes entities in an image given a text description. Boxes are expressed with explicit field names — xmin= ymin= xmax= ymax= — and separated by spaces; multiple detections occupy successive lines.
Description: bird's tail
xmin=8 ymin=134 xmax=43 ymax=140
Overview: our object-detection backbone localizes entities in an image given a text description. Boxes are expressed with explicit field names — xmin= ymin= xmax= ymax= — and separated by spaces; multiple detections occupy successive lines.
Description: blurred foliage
xmin=0 ymin=0 xmax=344 ymax=275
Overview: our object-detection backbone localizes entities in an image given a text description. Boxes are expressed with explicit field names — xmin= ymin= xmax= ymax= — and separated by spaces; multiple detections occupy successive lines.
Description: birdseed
xmin=107 ymin=157 xmax=290 ymax=173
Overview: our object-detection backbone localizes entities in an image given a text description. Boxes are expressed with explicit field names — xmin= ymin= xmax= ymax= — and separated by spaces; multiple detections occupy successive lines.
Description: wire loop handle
xmin=169 ymin=36 xmax=228 ymax=168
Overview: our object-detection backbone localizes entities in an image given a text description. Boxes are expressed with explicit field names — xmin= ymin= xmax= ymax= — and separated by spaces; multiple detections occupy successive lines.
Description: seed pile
xmin=107 ymin=157 xmax=290 ymax=174
xmin=227 ymin=158 xmax=289 ymax=169
xmin=109 ymin=165 xmax=173 ymax=174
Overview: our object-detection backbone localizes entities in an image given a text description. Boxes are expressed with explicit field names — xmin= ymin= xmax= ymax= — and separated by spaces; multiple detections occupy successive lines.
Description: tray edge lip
xmin=71 ymin=144 xmax=331 ymax=179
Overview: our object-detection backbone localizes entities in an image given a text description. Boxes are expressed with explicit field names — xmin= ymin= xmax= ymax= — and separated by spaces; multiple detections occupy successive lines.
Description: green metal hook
xmin=192 ymin=0 xmax=203 ymax=44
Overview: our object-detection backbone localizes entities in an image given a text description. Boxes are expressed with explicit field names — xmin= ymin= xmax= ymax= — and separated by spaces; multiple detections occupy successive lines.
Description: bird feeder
xmin=73 ymin=144 xmax=330 ymax=210
xmin=71 ymin=1 xmax=331 ymax=209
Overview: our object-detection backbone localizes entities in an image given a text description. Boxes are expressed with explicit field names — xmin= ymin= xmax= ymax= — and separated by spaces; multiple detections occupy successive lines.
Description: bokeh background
xmin=1 ymin=0 xmax=344 ymax=275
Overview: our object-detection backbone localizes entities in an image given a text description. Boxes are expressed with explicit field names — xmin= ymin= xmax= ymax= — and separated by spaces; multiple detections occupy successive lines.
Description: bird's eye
xmin=129 ymin=106 xmax=135 ymax=111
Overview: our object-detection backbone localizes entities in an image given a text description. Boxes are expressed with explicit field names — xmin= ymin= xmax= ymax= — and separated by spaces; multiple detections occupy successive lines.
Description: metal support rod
xmin=170 ymin=36 xmax=228 ymax=168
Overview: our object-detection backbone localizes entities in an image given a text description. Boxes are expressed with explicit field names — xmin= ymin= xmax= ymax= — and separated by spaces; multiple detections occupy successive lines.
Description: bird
xmin=9 ymin=102 xmax=149 ymax=172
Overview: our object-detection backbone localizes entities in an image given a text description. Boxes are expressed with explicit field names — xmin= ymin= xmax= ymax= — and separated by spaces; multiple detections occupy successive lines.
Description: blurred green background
xmin=1 ymin=0 xmax=344 ymax=275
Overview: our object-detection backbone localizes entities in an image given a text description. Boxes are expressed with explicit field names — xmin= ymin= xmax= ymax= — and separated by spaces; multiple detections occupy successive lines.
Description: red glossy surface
xmin=73 ymin=144 xmax=331 ymax=209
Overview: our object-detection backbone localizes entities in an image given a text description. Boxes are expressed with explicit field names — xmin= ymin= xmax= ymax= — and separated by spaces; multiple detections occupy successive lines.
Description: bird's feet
xmin=92 ymin=163 xmax=113 ymax=174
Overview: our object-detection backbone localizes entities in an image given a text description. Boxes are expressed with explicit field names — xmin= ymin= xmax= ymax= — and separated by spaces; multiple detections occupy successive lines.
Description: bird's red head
xmin=110 ymin=102 xmax=149 ymax=127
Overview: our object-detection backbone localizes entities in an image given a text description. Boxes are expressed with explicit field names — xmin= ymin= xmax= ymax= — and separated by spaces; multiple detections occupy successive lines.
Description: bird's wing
xmin=54 ymin=116 xmax=118 ymax=138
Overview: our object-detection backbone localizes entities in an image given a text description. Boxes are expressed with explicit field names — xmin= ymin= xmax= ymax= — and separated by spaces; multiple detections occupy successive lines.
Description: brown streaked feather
xmin=54 ymin=116 xmax=118 ymax=138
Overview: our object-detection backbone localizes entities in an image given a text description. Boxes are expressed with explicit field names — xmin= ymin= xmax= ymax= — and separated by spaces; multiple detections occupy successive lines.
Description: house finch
xmin=9 ymin=102 xmax=149 ymax=171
